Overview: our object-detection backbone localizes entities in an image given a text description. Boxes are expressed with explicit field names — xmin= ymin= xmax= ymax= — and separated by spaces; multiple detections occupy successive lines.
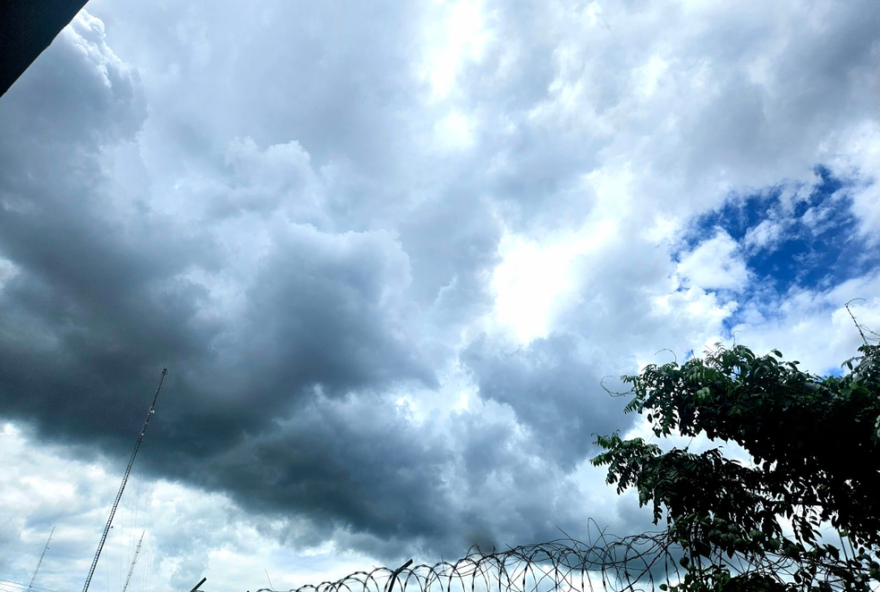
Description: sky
xmin=1 ymin=1 xmax=879 ymax=591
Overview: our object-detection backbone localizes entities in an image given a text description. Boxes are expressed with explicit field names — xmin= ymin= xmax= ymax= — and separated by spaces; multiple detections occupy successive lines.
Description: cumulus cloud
xmin=731 ymin=278 xmax=880 ymax=375
xmin=743 ymin=219 xmax=786 ymax=252
xmin=829 ymin=123 xmax=880 ymax=244
xmin=462 ymin=333 xmax=630 ymax=470
xmin=676 ymin=230 xmax=750 ymax=291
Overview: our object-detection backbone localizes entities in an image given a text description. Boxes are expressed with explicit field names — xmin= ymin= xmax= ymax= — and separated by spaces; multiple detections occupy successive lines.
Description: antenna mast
xmin=27 ymin=526 xmax=55 ymax=592
xmin=82 ymin=369 xmax=167 ymax=592
xmin=121 ymin=530 xmax=146 ymax=592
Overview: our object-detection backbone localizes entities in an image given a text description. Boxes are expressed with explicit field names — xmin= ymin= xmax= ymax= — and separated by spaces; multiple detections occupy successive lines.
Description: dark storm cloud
xmin=0 ymin=14 xmax=456 ymax=557
xmin=0 ymin=14 xmax=211 ymax=444
xmin=462 ymin=333 xmax=630 ymax=470
xmin=228 ymin=225 xmax=434 ymax=394
xmin=195 ymin=395 xmax=454 ymax=545
xmin=398 ymin=189 xmax=502 ymax=343
xmin=0 ymin=9 xmax=597 ymax=563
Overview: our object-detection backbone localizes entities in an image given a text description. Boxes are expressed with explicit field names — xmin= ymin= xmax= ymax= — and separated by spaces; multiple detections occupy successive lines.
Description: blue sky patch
xmin=683 ymin=167 xmax=878 ymax=297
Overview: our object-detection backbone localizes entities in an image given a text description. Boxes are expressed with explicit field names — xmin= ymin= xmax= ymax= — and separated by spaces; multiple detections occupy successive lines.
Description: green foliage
xmin=592 ymin=343 xmax=880 ymax=591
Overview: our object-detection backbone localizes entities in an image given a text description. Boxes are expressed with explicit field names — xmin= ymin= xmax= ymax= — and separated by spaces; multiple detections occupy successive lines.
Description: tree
xmin=592 ymin=342 xmax=880 ymax=591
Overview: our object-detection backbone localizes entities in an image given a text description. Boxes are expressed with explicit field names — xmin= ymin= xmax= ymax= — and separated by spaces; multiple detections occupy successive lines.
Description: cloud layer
xmin=2 ymin=1 xmax=880 ymax=590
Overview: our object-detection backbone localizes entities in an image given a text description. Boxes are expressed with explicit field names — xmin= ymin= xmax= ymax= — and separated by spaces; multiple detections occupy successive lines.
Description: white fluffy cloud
xmin=830 ymin=122 xmax=880 ymax=244
xmin=744 ymin=219 xmax=785 ymax=252
xmin=677 ymin=229 xmax=751 ymax=291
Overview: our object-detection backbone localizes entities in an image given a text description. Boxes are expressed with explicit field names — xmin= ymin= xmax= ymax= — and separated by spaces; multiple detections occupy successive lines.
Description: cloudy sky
xmin=2 ymin=1 xmax=880 ymax=591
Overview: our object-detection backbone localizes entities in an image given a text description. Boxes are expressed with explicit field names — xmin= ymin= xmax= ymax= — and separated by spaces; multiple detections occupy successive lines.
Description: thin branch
xmin=655 ymin=349 xmax=678 ymax=364
xmin=845 ymin=299 xmax=868 ymax=345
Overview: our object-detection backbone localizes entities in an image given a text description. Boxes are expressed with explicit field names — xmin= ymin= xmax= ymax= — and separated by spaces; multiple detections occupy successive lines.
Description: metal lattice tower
xmin=27 ymin=526 xmax=54 ymax=592
xmin=82 ymin=369 xmax=167 ymax=592
xmin=121 ymin=530 xmax=146 ymax=592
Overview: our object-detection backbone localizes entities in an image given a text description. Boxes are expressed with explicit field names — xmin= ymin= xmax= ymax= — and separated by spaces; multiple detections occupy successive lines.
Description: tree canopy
xmin=592 ymin=341 xmax=880 ymax=591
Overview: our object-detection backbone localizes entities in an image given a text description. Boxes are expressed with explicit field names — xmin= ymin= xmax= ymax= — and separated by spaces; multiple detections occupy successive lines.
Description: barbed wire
xmin=253 ymin=525 xmax=679 ymax=592
xmin=250 ymin=524 xmax=878 ymax=592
